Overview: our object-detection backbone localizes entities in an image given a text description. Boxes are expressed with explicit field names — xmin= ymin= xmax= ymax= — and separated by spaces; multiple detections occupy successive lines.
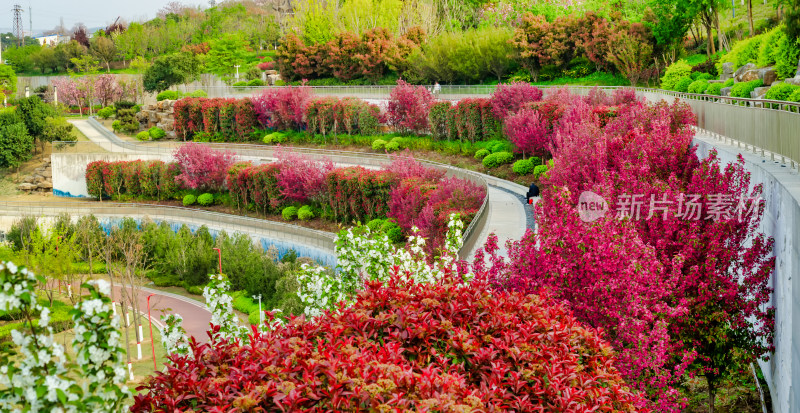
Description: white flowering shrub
xmin=0 ymin=261 xmax=130 ymax=413
xmin=202 ymin=274 xmax=248 ymax=343
xmin=297 ymin=214 xmax=466 ymax=318
xmin=159 ymin=314 xmax=189 ymax=357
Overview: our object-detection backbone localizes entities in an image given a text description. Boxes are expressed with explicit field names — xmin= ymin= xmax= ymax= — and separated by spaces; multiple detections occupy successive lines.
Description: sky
xmin=0 ymin=0 xmax=205 ymax=34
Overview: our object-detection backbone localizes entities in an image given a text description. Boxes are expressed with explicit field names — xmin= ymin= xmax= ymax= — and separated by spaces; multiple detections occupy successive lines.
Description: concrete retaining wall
xmin=692 ymin=132 xmax=800 ymax=413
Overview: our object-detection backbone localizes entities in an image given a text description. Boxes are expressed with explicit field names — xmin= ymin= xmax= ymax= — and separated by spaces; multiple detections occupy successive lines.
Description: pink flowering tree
xmin=387 ymin=79 xmax=434 ymax=134
xmin=173 ymin=143 xmax=238 ymax=192
xmin=274 ymin=146 xmax=334 ymax=203
xmin=51 ymin=77 xmax=87 ymax=114
xmin=490 ymin=82 xmax=543 ymax=120
xmin=94 ymin=74 xmax=122 ymax=107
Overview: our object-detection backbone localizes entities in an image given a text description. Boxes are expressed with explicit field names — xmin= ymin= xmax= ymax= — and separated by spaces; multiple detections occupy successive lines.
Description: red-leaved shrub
xmin=387 ymin=79 xmax=434 ymax=134
xmin=132 ymin=272 xmax=645 ymax=412
xmin=490 ymin=81 xmax=543 ymax=119
xmin=325 ymin=167 xmax=394 ymax=223
xmin=173 ymin=143 xmax=237 ymax=192
xmin=251 ymin=86 xmax=313 ymax=131
xmin=504 ymin=107 xmax=549 ymax=157
xmin=274 ymin=147 xmax=334 ymax=204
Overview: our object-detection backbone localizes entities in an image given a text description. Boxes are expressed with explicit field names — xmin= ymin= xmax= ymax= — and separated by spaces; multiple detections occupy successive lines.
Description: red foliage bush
xmin=490 ymin=82 xmax=543 ymax=119
xmin=276 ymin=29 xmax=419 ymax=82
xmin=450 ymin=98 xmax=500 ymax=142
xmin=306 ymin=97 xmax=382 ymax=136
xmin=88 ymin=160 xmax=180 ymax=201
xmin=256 ymin=60 xmax=275 ymax=71
xmin=85 ymin=161 xmax=106 ymax=199
xmin=505 ymin=107 xmax=549 ymax=157
xmin=173 ymin=142 xmax=238 ymax=192
xmin=325 ymin=167 xmax=394 ymax=223
xmin=251 ymin=86 xmax=313 ymax=131
xmin=387 ymin=80 xmax=434 ymax=134
xmin=175 ymin=97 xmax=258 ymax=141
xmin=274 ymin=146 xmax=334 ymax=204
xmin=132 ymin=273 xmax=645 ymax=412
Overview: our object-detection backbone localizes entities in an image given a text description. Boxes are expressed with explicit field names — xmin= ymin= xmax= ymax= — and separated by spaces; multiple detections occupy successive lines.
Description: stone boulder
xmin=796 ymin=58 xmax=800 ymax=77
xmin=734 ymin=63 xmax=757 ymax=82
xmin=708 ymin=79 xmax=724 ymax=84
xmin=740 ymin=67 xmax=778 ymax=85
xmin=17 ymin=183 xmax=37 ymax=191
xmin=267 ymin=74 xmax=282 ymax=85
xmin=722 ymin=62 xmax=734 ymax=75
xmin=720 ymin=86 xmax=733 ymax=97
xmin=751 ymin=86 xmax=770 ymax=99
xmin=38 ymin=181 xmax=53 ymax=190
xmin=784 ymin=77 xmax=800 ymax=87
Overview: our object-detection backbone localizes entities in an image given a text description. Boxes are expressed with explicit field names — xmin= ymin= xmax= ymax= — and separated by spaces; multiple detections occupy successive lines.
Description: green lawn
xmin=719 ymin=0 xmax=779 ymax=36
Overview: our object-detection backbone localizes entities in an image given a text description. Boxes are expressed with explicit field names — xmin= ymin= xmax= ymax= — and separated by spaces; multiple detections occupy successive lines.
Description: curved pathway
xmin=110 ymin=285 xmax=211 ymax=344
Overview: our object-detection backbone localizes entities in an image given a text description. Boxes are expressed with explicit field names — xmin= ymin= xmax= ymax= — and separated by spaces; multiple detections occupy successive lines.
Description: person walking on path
xmin=433 ymin=81 xmax=441 ymax=96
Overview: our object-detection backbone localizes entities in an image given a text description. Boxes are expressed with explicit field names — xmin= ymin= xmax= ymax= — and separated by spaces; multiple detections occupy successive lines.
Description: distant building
xmin=34 ymin=34 xmax=70 ymax=47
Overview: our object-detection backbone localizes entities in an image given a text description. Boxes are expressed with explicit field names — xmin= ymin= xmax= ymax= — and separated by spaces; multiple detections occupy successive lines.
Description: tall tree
xmin=91 ymin=36 xmax=118 ymax=73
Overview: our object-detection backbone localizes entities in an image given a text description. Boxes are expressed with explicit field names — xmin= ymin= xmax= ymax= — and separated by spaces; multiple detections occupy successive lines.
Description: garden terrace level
xmin=55 ymin=118 xmax=512 ymax=260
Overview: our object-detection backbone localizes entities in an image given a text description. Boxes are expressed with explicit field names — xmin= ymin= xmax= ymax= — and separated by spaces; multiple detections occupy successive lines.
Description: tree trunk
xmin=706 ymin=376 xmax=716 ymax=413
xmin=714 ymin=10 xmax=728 ymax=53
xmin=748 ymin=0 xmax=754 ymax=36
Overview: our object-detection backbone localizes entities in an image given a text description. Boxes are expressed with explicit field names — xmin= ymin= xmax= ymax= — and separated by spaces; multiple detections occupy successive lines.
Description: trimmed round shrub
xmin=298 ymin=205 xmax=314 ymax=221
xmin=390 ymin=137 xmax=406 ymax=149
xmin=366 ymin=218 xmax=385 ymax=232
xmin=385 ymin=140 xmax=400 ymax=152
xmin=157 ymin=90 xmax=182 ymax=101
xmin=282 ymin=206 xmax=298 ymax=221
xmin=723 ymin=78 xmax=735 ymax=87
xmin=533 ymin=164 xmax=549 ymax=179
xmin=706 ymin=83 xmax=724 ymax=96
xmin=488 ymin=141 xmax=507 ymax=153
xmin=697 ymin=73 xmax=714 ymax=81
xmin=183 ymin=194 xmax=197 ymax=206
xmin=197 ymin=193 xmax=214 ymax=206
xmin=372 ymin=139 xmax=387 ymax=151
xmin=148 ymin=126 xmax=166 ymax=140
xmin=136 ymin=131 xmax=150 ymax=141
xmin=512 ymin=159 xmax=535 ymax=175
xmin=765 ymin=82 xmax=799 ymax=101
xmin=474 ymin=149 xmax=490 ymax=160
xmin=674 ymin=76 xmax=693 ymax=93
xmin=687 ymin=79 xmax=709 ymax=94
xmin=382 ymin=220 xmax=404 ymax=243
xmin=189 ymin=90 xmax=208 ymax=98
xmin=482 ymin=151 xmax=514 ymax=168
xmin=730 ymin=79 xmax=763 ymax=98
xmin=97 ymin=106 xmax=115 ymax=119
xmin=661 ymin=60 xmax=692 ymax=90
xmin=233 ymin=81 xmax=248 ymax=88
xmin=247 ymin=79 xmax=265 ymax=87
xmin=529 ymin=156 xmax=542 ymax=166
xmin=111 ymin=120 xmax=122 ymax=132
xmin=263 ymin=132 xmax=286 ymax=144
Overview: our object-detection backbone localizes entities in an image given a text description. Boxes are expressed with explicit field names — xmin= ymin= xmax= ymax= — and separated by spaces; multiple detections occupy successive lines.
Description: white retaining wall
xmin=692 ymin=132 xmax=800 ymax=413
